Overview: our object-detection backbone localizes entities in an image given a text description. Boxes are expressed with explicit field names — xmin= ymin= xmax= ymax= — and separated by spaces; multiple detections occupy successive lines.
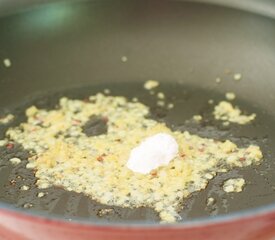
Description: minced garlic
xmin=37 ymin=192 xmax=45 ymax=198
xmin=9 ymin=157 xmax=21 ymax=165
xmin=213 ymin=101 xmax=256 ymax=125
xmin=121 ymin=56 xmax=128 ymax=62
xmin=157 ymin=92 xmax=165 ymax=99
xmin=4 ymin=94 xmax=263 ymax=223
xmin=215 ymin=77 xmax=221 ymax=84
xmin=234 ymin=73 xmax=242 ymax=81
xmin=167 ymin=103 xmax=174 ymax=109
xmin=206 ymin=197 xmax=215 ymax=206
xmin=225 ymin=92 xmax=236 ymax=101
xmin=157 ymin=100 xmax=165 ymax=107
xmin=20 ymin=185 xmax=30 ymax=191
xmin=193 ymin=115 xmax=202 ymax=122
xmin=223 ymin=178 xmax=245 ymax=193
xmin=3 ymin=58 xmax=11 ymax=67
xmin=144 ymin=80 xmax=159 ymax=90
xmin=0 ymin=114 xmax=14 ymax=124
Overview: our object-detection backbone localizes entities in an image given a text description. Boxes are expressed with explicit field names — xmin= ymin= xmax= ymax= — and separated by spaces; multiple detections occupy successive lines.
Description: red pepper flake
xmin=151 ymin=171 xmax=158 ymax=177
xmin=34 ymin=116 xmax=43 ymax=122
xmin=102 ymin=117 xmax=109 ymax=123
xmin=97 ymin=156 xmax=104 ymax=162
xmin=72 ymin=119 xmax=81 ymax=125
xmin=240 ymin=157 xmax=246 ymax=162
xmin=6 ymin=143 xmax=14 ymax=149
xmin=10 ymin=179 xmax=16 ymax=185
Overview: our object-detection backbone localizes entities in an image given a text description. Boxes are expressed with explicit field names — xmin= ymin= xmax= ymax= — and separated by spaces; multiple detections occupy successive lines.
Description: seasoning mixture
xmin=223 ymin=178 xmax=246 ymax=193
xmin=3 ymin=58 xmax=11 ymax=68
xmin=213 ymin=101 xmax=256 ymax=125
xmin=225 ymin=92 xmax=236 ymax=101
xmin=0 ymin=113 xmax=14 ymax=124
xmin=144 ymin=80 xmax=159 ymax=90
xmin=2 ymin=93 xmax=263 ymax=223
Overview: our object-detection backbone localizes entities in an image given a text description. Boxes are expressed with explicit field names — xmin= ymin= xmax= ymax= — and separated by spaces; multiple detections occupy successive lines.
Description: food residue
xmin=213 ymin=101 xmax=256 ymax=125
xmin=215 ymin=77 xmax=221 ymax=84
xmin=97 ymin=208 xmax=114 ymax=217
xmin=3 ymin=58 xmax=11 ymax=68
xmin=157 ymin=92 xmax=165 ymax=99
xmin=206 ymin=197 xmax=215 ymax=206
xmin=234 ymin=73 xmax=242 ymax=81
xmin=193 ymin=115 xmax=202 ymax=122
xmin=0 ymin=114 xmax=14 ymax=124
xmin=208 ymin=99 xmax=214 ymax=105
xmin=223 ymin=178 xmax=245 ymax=193
xmin=132 ymin=97 xmax=138 ymax=102
xmin=23 ymin=203 xmax=33 ymax=208
xmin=121 ymin=56 xmax=128 ymax=62
xmin=144 ymin=80 xmax=159 ymax=90
xmin=2 ymin=94 xmax=263 ymax=223
xmin=103 ymin=89 xmax=111 ymax=95
xmin=9 ymin=157 xmax=21 ymax=165
xmin=0 ymin=139 xmax=7 ymax=147
xmin=167 ymin=103 xmax=174 ymax=109
xmin=20 ymin=185 xmax=30 ymax=191
xmin=37 ymin=192 xmax=45 ymax=198
xmin=225 ymin=92 xmax=236 ymax=101
xmin=157 ymin=100 xmax=165 ymax=107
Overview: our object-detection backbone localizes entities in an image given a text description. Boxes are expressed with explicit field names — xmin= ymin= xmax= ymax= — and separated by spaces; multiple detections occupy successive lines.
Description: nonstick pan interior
xmin=0 ymin=0 xmax=275 ymax=224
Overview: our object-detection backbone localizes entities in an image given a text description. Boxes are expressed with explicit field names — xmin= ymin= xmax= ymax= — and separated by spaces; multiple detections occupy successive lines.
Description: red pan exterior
xmin=0 ymin=208 xmax=275 ymax=240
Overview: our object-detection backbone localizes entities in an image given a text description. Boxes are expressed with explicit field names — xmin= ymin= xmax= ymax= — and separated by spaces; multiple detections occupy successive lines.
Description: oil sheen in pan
xmin=0 ymin=82 xmax=274 ymax=223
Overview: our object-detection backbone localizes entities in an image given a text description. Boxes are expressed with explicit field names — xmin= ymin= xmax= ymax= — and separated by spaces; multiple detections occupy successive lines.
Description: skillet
xmin=0 ymin=0 xmax=275 ymax=239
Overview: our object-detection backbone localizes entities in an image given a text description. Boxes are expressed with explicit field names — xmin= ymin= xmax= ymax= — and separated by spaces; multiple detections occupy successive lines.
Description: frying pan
xmin=0 ymin=0 xmax=275 ymax=239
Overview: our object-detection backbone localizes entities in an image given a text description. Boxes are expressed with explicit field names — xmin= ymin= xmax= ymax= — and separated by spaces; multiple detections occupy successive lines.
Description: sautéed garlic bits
xmin=127 ymin=133 xmax=179 ymax=174
xmin=4 ymin=94 xmax=263 ymax=223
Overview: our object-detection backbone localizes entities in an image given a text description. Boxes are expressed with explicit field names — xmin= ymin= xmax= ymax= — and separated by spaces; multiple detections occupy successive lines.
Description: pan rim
xmin=0 ymin=201 xmax=275 ymax=227
xmin=1 ymin=0 xmax=275 ymax=21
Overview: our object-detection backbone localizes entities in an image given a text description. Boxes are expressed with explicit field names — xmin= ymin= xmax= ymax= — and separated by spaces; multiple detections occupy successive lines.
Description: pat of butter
xmin=127 ymin=133 xmax=179 ymax=174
